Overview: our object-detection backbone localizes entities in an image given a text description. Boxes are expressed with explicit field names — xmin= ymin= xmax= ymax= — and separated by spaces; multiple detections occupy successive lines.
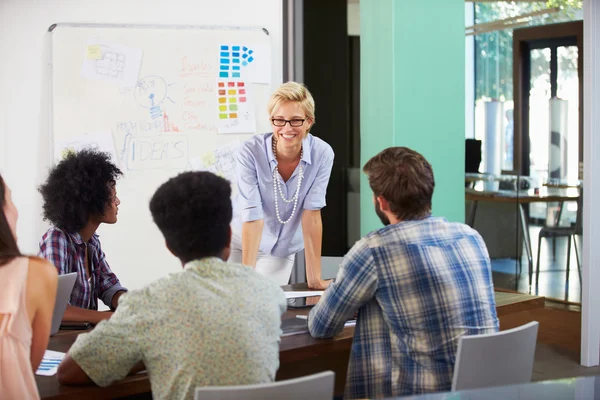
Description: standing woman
xmin=0 ymin=174 xmax=58 ymax=399
xmin=230 ymin=81 xmax=334 ymax=289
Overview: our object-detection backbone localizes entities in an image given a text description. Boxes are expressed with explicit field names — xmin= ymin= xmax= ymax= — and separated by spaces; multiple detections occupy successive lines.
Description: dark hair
xmin=38 ymin=149 xmax=122 ymax=233
xmin=363 ymin=147 xmax=435 ymax=221
xmin=149 ymin=171 xmax=232 ymax=263
xmin=0 ymin=174 xmax=22 ymax=266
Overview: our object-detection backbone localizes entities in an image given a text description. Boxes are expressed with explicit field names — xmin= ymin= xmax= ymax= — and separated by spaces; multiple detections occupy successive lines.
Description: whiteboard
xmin=50 ymin=23 xmax=277 ymax=292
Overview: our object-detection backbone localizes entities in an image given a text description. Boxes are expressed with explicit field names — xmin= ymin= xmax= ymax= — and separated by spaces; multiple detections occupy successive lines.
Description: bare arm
xmin=110 ymin=290 xmax=126 ymax=310
xmin=28 ymin=258 xmax=58 ymax=371
xmin=302 ymin=210 xmax=331 ymax=290
xmin=62 ymin=305 xmax=112 ymax=325
xmin=242 ymin=220 xmax=264 ymax=267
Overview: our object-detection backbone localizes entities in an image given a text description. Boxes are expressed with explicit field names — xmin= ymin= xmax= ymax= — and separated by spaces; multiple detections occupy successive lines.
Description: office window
xmin=473 ymin=2 xmax=582 ymax=174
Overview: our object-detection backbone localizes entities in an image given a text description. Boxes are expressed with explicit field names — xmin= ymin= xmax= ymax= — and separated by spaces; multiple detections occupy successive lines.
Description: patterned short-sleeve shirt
xmin=68 ymin=257 xmax=287 ymax=400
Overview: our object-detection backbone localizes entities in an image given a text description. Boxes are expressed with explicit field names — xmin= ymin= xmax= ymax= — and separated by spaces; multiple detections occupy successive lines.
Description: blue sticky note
xmin=243 ymin=46 xmax=248 ymax=51
xmin=242 ymin=53 xmax=248 ymax=59
xmin=220 ymin=65 xmax=229 ymax=70
xmin=242 ymin=61 xmax=248 ymax=67
xmin=249 ymin=49 xmax=254 ymax=54
xmin=219 ymin=72 xmax=228 ymax=78
xmin=221 ymin=45 xmax=229 ymax=50
xmin=232 ymin=46 xmax=240 ymax=51
xmin=232 ymin=58 xmax=240 ymax=63
xmin=232 ymin=72 xmax=241 ymax=78
xmin=232 ymin=65 xmax=240 ymax=71
xmin=248 ymin=56 xmax=254 ymax=63
xmin=232 ymin=52 xmax=240 ymax=57
xmin=220 ymin=52 xmax=230 ymax=57
xmin=220 ymin=58 xmax=230 ymax=64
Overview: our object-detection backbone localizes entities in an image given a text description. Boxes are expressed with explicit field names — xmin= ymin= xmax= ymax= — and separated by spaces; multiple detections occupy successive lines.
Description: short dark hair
xmin=149 ymin=171 xmax=232 ymax=263
xmin=363 ymin=147 xmax=435 ymax=221
xmin=0 ymin=174 xmax=22 ymax=266
xmin=38 ymin=149 xmax=122 ymax=233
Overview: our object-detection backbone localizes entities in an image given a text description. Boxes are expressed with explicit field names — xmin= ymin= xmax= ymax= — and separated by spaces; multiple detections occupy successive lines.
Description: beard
xmin=374 ymin=200 xmax=391 ymax=226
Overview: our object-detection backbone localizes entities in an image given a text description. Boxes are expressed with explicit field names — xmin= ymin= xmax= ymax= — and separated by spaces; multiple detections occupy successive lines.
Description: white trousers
xmin=229 ymin=231 xmax=296 ymax=286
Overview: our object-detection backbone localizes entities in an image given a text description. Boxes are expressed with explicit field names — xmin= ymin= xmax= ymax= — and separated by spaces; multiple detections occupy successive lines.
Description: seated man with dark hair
xmin=309 ymin=147 xmax=499 ymax=399
xmin=38 ymin=149 xmax=127 ymax=324
xmin=57 ymin=171 xmax=287 ymax=400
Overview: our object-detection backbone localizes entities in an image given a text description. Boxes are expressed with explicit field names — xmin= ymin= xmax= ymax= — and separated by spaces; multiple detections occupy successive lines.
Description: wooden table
xmin=466 ymin=187 xmax=580 ymax=289
xmin=37 ymin=289 xmax=544 ymax=399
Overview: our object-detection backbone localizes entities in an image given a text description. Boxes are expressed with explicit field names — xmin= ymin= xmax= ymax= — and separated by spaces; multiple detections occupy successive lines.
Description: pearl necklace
xmin=272 ymin=138 xmax=304 ymax=224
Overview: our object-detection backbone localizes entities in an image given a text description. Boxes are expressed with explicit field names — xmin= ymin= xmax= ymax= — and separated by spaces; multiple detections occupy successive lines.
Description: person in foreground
xmin=38 ymin=149 xmax=127 ymax=325
xmin=0 ymin=173 xmax=58 ymax=399
xmin=308 ymin=147 xmax=499 ymax=398
xmin=230 ymin=81 xmax=334 ymax=288
xmin=57 ymin=171 xmax=287 ymax=400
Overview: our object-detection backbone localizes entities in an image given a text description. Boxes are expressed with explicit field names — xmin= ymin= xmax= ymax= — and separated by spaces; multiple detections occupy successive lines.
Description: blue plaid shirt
xmin=309 ymin=217 xmax=499 ymax=399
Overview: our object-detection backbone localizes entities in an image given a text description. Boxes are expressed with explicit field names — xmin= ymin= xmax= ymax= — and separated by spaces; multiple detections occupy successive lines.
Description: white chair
xmin=194 ymin=371 xmax=335 ymax=400
xmin=452 ymin=321 xmax=539 ymax=391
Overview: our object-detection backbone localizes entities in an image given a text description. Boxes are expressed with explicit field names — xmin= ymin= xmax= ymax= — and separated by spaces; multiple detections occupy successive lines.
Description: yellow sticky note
xmin=86 ymin=45 xmax=102 ymax=60
xmin=201 ymin=152 xmax=216 ymax=166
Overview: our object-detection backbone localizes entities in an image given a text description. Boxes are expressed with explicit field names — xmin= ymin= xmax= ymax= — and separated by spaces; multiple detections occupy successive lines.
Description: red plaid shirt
xmin=39 ymin=227 xmax=127 ymax=310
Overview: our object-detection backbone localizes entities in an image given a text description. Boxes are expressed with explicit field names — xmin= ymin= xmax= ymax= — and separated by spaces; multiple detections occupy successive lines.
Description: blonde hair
xmin=267 ymin=81 xmax=316 ymax=124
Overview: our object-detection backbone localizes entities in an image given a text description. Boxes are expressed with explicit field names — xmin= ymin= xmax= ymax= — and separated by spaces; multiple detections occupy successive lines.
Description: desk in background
xmin=37 ymin=286 xmax=544 ymax=399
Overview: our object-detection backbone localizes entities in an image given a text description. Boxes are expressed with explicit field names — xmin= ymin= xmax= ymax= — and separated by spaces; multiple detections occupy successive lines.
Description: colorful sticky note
xmin=232 ymin=66 xmax=240 ymax=71
xmin=248 ymin=56 xmax=254 ymax=63
xmin=227 ymin=82 xmax=235 ymax=87
xmin=239 ymin=97 xmax=247 ymax=103
xmin=86 ymin=45 xmax=102 ymax=60
xmin=232 ymin=58 xmax=240 ymax=64
xmin=242 ymin=53 xmax=248 ymax=59
xmin=218 ymin=89 xmax=226 ymax=95
xmin=232 ymin=52 xmax=240 ymax=57
xmin=219 ymin=72 xmax=228 ymax=78
xmin=219 ymin=105 xmax=227 ymax=111
xmin=229 ymin=104 xmax=238 ymax=111
xmin=220 ymin=58 xmax=230 ymax=64
xmin=239 ymin=89 xmax=246 ymax=94
xmin=243 ymin=46 xmax=248 ymax=51
xmin=201 ymin=152 xmax=217 ymax=166
xmin=232 ymin=72 xmax=240 ymax=78
xmin=242 ymin=61 xmax=248 ymax=67
xmin=219 ymin=114 xmax=228 ymax=119
xmin=237 ymin=82 xmax=245 ymax=87
xmin=229 ymin=97 xmax=237 ymax=103
xmin=227 ymin=89 xmax=236 ymax=95
xmin=218 ymin=82 xmax=225 ymax=87
xmin=232 ymin=46 xmax=240 ymax=51
xmin=220 ymin=45 xmax=229 ymax=50
xmin=218 ymin=97 xmax=227 ymax=104
xmin=220 ymin=52 xmax=230 ymax=57
xmin=229 ymin=113 xmax=238 ymax=118
xmin=249 ymin=49 xmax=254 ymax=55
xmin=220 ymin=65 xmax=229 ymax=71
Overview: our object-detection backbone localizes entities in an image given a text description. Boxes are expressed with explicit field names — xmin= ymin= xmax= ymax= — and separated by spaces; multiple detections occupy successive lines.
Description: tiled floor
xmin=491 ymin=225 xmax=582 ymax=303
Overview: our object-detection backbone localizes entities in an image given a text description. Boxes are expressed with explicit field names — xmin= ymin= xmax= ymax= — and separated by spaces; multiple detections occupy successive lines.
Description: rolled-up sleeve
xmin=304 ymin=145 xmax=334 ymax=210
xmin=94 ymin=242 xmax=128 ymax=308
xmin=236 ymin=142 xmax=265 ymax=222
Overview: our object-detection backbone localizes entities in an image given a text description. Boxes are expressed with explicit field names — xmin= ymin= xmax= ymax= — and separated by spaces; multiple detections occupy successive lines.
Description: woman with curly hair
xmin=38 ymin=149 xmax=128 ymax=325
xmin=0 ymin=173 xmax=57 ymax=399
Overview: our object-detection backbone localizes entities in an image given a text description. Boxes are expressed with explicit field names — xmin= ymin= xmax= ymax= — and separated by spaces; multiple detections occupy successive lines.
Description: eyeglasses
xmin=271 ymin=118 xmax=307 ymax=127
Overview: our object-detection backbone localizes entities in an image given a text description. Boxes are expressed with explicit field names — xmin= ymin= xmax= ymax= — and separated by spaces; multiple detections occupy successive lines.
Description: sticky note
xmin=219 ymin=114 xmax=228 ymax=119
xmin=218 ymin=97 xmax=227 ymax=104
xmin=219 ymin=72 xmax=228 ymax=78
xmin=218 ymin=89 xmax=226 ymax=95
xmin=237 ymin=82 xmax=245 ymax=87
xmin=228 ymin=82 xmax=235 ymax=87
xmin=229 ymin=97 xmax=237 ymax=103
xmin=201 ymin=152 xmax=217 ymax=166
xmin=86 ymin=45 xmax=102 ymax=60
xmin=220 ymin=45 xmax=229 ymax=50
xmin=230 ymin=113 xmax=238 ymax=118
xmin=239 ymin=97 xmax=247 ymax=103
xmin=219 ymin=105 xmax=227 ymax=111
xmin=228 ymin=89 xmax=236 ymax=95
xmin=218 ymin=82 xmax=225 ymax=87
xmin=229 ymin=104 xmax=238 ymax=111
xmin=232 ymin=72 xmax=240 ymax=78
xmin=239 ymin=89 xmax=246 ymax=94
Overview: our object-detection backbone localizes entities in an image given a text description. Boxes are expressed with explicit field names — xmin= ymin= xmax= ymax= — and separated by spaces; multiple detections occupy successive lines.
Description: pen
xmin=296 ymin=315 xmax=308 ymax=320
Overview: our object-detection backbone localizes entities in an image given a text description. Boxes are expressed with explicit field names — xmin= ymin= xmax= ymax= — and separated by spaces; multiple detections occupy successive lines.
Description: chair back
xmin=194 ymin=371 xmax=335 ymax=400
xmin=452 ymin=321 xmax=539 ymax=391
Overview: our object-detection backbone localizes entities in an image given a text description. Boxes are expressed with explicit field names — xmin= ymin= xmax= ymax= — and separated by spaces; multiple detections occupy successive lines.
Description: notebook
xmin=50 ymin=272 xmax=77 ymax=336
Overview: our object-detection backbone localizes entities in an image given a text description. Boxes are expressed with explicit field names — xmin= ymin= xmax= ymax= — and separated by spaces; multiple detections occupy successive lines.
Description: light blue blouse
xmin=232 ymin=133 xmax=334 ymax=257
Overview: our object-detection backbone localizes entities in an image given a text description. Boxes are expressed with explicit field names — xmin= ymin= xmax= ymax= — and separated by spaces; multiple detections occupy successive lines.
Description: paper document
xmin=284 ymin=290 xmax=324 ymax=299
xmin=36 ymin=350 xmax=66 ymax=376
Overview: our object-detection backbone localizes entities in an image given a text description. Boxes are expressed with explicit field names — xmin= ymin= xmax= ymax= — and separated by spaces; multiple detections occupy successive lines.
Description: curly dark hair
xmin=38 ymin=149 xmax=122 ymax=233
xmin=0 ymin=174 xmax=21 ymax=266
xmin=150 ymin=171 xmax=232 ymax=263
xmin=363 ymin=147 xmax=435 ymax=221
